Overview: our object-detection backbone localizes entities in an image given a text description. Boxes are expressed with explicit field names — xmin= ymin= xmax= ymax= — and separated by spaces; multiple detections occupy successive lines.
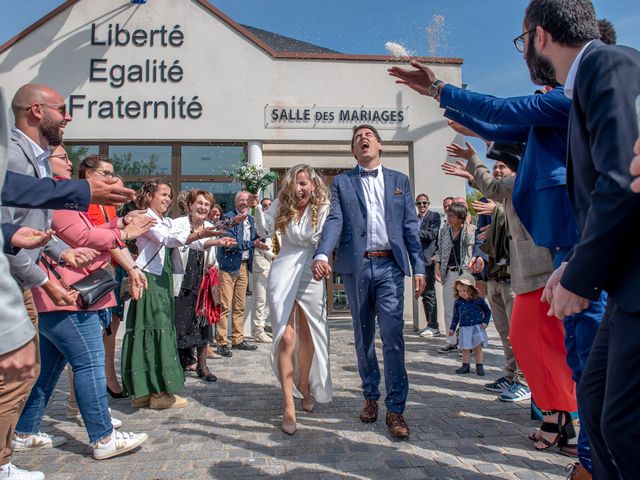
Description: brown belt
xmin=364 ymin=250 xmax=393 ymax=259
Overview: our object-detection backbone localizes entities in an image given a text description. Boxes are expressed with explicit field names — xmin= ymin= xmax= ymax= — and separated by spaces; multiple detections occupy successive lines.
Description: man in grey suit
xmin=313 ymin=124 xmax=425 ymax=439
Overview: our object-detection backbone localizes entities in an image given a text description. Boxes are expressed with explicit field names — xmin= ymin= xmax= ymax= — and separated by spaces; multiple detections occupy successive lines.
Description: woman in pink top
xmin=13 ymin=146 xmax=151 ymax=461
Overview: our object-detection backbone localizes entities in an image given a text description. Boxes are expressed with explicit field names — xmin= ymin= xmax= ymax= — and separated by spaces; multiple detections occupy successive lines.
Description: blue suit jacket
xmin=562 ymin=41 xmax=640 ymax=311
xmin=217 ymin=211 xmax=256 ymax=274
xmin=1 ymin=172 xmax=91 ymax=254
xmin=441 ymin=84 xmax=580 ymax=249
xmin=315 ymin=166 xmax=425 ymax=277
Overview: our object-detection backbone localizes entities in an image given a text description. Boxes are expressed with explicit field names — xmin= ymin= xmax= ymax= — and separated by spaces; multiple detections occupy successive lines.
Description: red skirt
xmin=510 ymin=289 xmax=577 ymax=412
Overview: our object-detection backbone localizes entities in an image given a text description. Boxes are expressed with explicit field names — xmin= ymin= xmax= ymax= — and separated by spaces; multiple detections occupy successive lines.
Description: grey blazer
xmin=0 ymin=129 xmax=68 ymax=289
xmin=0 ymin=88 xmax=36 ymax=354
xmin=466 ymin=154 xmax=553 ymax=294
xmin=434 ymin=223 xmax=474 ymax=283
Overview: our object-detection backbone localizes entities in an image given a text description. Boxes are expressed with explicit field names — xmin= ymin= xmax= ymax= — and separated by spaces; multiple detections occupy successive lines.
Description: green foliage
xmin=466 ymin=191 xmax=484 ymax=217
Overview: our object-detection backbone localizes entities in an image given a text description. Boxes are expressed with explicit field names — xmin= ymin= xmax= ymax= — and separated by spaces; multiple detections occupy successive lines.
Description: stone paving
xmin=13 ymin=320 xmax=572 ymax=480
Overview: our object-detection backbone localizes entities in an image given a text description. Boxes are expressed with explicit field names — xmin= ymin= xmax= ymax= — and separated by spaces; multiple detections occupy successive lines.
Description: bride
xmin=251 ymin=164 xmax=332 ymax=435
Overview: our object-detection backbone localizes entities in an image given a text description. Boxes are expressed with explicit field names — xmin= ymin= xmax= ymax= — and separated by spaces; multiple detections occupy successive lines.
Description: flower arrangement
xmin=228 ymin=164 xmax=279 ymax=194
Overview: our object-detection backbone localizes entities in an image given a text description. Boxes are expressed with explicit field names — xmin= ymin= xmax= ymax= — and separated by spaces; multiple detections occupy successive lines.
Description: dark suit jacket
xmin=217 ymin=211 xmax=257 ymax=274
xmin=418 ymin=209 xmax=440 ymax=266
xmin=315 ymin=166 xmax=425 ymax=277
xmin=1 ymin=173 xmax=91 ymax=254
xmin=561 ymin=40 xmax=640 ymax=313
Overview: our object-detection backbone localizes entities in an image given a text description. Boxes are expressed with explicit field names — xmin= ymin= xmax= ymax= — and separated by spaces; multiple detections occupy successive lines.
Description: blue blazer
xmin=562 ymin=41 xmax=640 ymax=311
xmin=217 ymin=211 xmax=257 ymax=274
xmin=1 ymin=172 xmax=91 ymax=254
xmin=441 ymin=84 xmax=580 ymax=249
xmin=315 ymin=166 xmax=425 ymax=277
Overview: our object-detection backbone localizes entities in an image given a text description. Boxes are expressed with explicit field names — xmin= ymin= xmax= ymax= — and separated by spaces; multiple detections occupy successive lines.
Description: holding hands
xmin=312 ymin=259 xmax=332 ymax=281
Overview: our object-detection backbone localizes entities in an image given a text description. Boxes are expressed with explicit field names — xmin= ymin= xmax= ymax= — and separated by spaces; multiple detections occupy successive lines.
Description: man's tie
xmin=360 ymin=169 xmax=378 ymax=178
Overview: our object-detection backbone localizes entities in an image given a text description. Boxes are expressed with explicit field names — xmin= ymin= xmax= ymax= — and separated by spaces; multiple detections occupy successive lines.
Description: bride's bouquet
xmin=229 ymin=164 xmax=279 ymax=195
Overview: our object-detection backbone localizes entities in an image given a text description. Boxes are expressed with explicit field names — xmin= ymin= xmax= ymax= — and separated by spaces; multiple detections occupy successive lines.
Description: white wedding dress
xmin=254 ymin=199 xmax=332 ymax=403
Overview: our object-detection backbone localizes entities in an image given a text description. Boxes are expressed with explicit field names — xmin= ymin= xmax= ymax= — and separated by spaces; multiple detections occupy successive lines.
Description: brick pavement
xmin=12 ymin=321 xmax=572 ymax=479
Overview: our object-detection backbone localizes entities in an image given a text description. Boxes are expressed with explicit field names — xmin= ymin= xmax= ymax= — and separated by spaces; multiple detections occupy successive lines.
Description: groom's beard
xmin=525 ymin=41 xmax=559 ymax=87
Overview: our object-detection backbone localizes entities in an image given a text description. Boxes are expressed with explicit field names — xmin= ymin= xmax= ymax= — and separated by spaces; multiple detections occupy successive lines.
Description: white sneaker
xmin=65 ymin=406 xmax=122 ymax=429
xmin=93 ymin=431 xmax=148 ymax=460
xmin=0 ymin=463 xmax=44 ymax=480
xmin=419 ymin=327 xmax=440 ymax=338
xmin=11 ymin=432 xmax=66 ymax=451
xmin=254 ymin=332 xmax=273 ymax=343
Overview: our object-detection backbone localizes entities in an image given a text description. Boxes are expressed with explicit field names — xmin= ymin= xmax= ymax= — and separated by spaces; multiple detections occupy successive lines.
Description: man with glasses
xmin=389 ymin=15 xmax=607 ymax=476
xmin=415 ymin=194 xmax=441 ymax=337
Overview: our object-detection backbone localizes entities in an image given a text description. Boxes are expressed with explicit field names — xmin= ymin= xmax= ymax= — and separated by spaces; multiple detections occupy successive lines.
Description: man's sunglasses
xmin=26 ymin=103 xmax=67 ymax=117
xmin=415 ymin=201 xmax=430 ymax=206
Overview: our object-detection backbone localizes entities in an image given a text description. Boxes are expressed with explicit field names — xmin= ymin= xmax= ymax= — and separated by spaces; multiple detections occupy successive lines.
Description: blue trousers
xmin=578 ymin=303 xmax=640 ymax=480
xmin=16 ymin=310 xmax=113 ymax=444
xmin=343 ymin=256 xmax=408 ymax=413
xmin=554 ymin=247 xmax=605 ymax=473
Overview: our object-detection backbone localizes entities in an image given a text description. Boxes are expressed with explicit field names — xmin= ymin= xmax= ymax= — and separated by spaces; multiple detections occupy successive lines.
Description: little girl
xmin=449 ymin=274 xmax=491 ymax=376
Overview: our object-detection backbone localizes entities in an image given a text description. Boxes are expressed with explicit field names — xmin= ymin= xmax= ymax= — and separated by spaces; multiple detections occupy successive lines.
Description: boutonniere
xmin=393 ymin=188 xmax=403 ymax=196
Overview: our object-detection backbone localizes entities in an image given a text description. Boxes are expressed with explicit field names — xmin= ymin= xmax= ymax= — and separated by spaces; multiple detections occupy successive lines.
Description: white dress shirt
xmin=12 ymin=128 xmax=50 ymax=177
xmin=359 ymin=165 xmax=391 ymax=251
xmin=564 ymin=40 xmax=596 ymax=100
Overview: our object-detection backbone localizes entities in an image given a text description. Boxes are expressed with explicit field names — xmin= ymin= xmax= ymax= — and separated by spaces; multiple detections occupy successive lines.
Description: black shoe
xmin=217 ymin=345 xmax=232 ymax=357
xmin=476 ymin=364 xmax=485 ymax=376
xmin=107 ymin=386 xmax=129 ymax=399
xmin=455 ymin=363 xmax=470 ymax=374
xmin=197 ymin=367 xmax=217 ymax=382
xmin=232 ymin=340 xmax=258 ymax=351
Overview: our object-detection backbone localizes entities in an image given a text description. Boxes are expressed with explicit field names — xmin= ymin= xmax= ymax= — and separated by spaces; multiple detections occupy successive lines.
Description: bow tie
xmin=360 ymin=169 xmax=378 ymax=178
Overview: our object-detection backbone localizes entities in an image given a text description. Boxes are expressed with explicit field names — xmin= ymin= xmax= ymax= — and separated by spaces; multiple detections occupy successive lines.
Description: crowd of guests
xmin=0 ymin=1 xmax=639 ymax=479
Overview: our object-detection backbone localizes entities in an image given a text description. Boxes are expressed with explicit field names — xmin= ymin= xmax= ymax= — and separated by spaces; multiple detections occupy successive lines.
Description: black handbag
xmin=42 ymin=257 xmax=118 ymax=310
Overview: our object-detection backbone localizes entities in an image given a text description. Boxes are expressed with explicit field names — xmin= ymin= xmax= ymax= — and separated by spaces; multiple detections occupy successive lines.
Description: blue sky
xmin=1 ymin=0 xmax=638 ymax=99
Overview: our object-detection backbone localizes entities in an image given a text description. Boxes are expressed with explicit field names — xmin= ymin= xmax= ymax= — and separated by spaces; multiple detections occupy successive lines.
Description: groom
xmin=313 ymin=124 xmax=425 ymax=438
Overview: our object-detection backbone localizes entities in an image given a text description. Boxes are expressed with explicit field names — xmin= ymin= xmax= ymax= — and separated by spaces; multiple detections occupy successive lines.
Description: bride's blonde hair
xmin=275 ymin=164 xmax=330 ymax=234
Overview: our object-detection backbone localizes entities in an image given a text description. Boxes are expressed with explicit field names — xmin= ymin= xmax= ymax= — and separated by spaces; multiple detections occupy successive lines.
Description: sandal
xmin=196 ymin=367 xmax=217 ymax=383
xmin=534 ymin=411 xmax=572 ymax=451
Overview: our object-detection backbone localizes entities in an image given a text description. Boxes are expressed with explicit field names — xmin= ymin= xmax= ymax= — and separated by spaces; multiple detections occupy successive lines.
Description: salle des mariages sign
xmin=265 ymin=106 xmax=409 ymax=129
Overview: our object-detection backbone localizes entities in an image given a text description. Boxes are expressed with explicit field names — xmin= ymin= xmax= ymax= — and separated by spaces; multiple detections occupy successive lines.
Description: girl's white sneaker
xmin=93 ymin=431 xmax=147 ymax=460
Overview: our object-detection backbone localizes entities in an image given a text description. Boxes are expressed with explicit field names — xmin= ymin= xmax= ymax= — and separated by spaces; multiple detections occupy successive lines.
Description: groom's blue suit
xmin=316 ymin=165 xmax=425 ymax=413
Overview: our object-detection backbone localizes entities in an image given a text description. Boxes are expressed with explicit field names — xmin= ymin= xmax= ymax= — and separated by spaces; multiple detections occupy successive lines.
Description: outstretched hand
xmin=441 ymin=160 xmax=473 ymax=182
xmin=11 ymin=227 xmax=54 ymax=250
xmin=388 ymin=61 xmax=437 ymax=96
xmin=446 ymin=142 xmax=477 ymax=161
xmin=471 ymin=199 xmax=496 ymax=216
xmin=447 ymin=120 xmax=479 ymax=138
xmin=631 ymin=137 xmax=640 ymax=193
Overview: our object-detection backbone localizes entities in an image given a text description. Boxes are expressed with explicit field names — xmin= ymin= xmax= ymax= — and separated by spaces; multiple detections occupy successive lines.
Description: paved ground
xmin=13 ymin=321 xmax=573 ymax=480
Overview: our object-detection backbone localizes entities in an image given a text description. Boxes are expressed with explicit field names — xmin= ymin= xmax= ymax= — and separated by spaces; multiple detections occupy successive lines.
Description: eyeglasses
xmin=513 ymin=28 xmax=536 ymax=53
xmin=94 ymin=169 xmax=116 ymax=178
xmin=48 ymin=153 xmax=69 ymax=161
xmin=27 ymin=103 xmax=67 ymax=117
xmin=415 ymin=201 xmax=430 ymax=206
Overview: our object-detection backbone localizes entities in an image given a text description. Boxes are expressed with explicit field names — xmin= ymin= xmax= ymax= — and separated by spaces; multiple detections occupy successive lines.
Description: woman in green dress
xmin=121 ymin=179 xmax=220 ymax=409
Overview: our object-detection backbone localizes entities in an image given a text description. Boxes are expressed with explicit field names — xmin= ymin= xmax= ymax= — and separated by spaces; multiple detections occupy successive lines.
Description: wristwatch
xmin=429 ymin=79 xmax=444 ymax=98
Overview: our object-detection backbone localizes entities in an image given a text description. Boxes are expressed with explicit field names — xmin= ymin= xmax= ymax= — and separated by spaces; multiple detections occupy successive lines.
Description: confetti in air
xmin=426 ymin=14 xmax=446 ymax=57
xmin=385 ymin=41 xmax=411 ymax=58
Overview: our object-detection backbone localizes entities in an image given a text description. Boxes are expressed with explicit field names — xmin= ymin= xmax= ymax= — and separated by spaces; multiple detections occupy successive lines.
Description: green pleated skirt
xmin=121 ymin=249 xmax=185 ymax=398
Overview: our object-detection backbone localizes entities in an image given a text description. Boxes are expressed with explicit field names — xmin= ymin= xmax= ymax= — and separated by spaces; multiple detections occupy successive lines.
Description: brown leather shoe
xmin=359 ymin=400 xmax=378 ymax=423
xmin=565 ymin=462 xmax=592 ymax=480
xmin=385 ymin=411 xmax=410 ymax=439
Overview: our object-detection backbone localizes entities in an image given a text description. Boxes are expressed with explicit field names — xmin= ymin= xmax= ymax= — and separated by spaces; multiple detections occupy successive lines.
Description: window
xmin=108 ymin=145 xmax=172 ymax=176
xmin=181 ymin=145 xmax=244 ymax=175
xmin=66 ymin=145 xmax=99 ymax=174
xmin=180 ymin=181 xmax=243 ymax=212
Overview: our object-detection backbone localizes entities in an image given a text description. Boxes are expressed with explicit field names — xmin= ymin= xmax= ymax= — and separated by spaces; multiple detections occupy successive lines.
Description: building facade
xmin=0 ymin=0 xmax=464 ymax=323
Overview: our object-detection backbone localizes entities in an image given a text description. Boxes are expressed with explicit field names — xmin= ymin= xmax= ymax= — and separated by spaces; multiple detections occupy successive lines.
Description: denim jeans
xmin=16 ymin=310 xmax=113 ymax=444
xmin=554 ymin=247 xmax=606 ymax=473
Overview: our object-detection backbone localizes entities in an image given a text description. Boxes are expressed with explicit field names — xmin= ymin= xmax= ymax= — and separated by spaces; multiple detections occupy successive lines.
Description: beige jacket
xmin=466 ymin=154 xmax=553 ymax=295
